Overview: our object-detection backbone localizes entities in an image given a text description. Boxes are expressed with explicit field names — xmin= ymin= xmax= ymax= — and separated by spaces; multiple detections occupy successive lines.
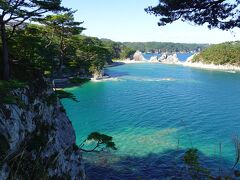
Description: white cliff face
xmin=0 ymin=86 xmax=85 ymax=179
xmin=133 ymin=51 xmax=145 ymax=61
xmin=159 ymin=53 xmax=180 ymax=64
xmin=93 ymin=69 xmax=104 ymax=80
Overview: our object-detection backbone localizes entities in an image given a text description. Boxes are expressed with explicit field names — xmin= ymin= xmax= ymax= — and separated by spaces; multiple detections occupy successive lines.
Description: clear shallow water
xmin=62 ymin=63 xmax=240 ymax=179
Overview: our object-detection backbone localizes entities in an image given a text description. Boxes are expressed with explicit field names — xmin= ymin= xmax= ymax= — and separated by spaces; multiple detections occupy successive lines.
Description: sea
xmin=62 ymin=53 xmax=240 ymax=179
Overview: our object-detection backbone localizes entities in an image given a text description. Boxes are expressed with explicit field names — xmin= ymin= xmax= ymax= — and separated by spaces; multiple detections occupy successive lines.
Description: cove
xmin=62 ymin=63 xmax=240 ymax=178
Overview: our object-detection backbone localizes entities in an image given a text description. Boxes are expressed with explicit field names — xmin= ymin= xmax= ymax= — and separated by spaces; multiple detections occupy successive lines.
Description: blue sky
xmin=62 ymin=0 xmax=240 ymax=44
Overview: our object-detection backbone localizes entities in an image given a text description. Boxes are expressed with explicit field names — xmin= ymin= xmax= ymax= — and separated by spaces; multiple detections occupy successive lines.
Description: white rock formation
xmin=133 ymin=51 xmax=145 ymax=61
xmin=160 ymin=53 xmax=180 ymax=64
xmin=149 ymin=56 xmax=159 ymax=62
xmin=93 ymin=69 xmax=105 ymax=80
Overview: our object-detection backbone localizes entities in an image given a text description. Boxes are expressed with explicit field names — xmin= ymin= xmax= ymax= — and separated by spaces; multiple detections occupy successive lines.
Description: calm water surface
xmin=62 ymin=62 xmax=240 ymax=179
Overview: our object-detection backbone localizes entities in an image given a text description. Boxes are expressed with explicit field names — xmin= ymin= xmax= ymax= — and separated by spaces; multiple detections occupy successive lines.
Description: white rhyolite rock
xmin=133 ymin=51 xmax=145 ymax=61
xmin=0 ymin=86 xmax=86 ymax=179
xmin=149 ymin=56 xmax=159 ymax=62
xmin=159 ymin=53 xmax=168 ymax=61
xmin=159 ymin=53 xmax=180 ymax=64
xmin=93 ymin=69 xmax=105 ymax=80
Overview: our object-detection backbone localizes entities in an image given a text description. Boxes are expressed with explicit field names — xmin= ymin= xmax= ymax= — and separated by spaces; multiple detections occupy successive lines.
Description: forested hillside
xmin=122 ymin=42 xmax=208 ymax=53
xmin=192 ymin=41 xmax=240 ymax=65
xmin=0 ymin=23 xmax=134 ymax=81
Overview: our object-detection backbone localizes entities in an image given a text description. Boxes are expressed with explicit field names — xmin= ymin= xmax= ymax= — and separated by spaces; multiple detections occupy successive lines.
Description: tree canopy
xmin=145 ymin=0 xmax=240 ymax=30
xmin=39 ymin=11 xmax=85 ymax=72
xmin=0 ymin=0 xmax=67 ymax=80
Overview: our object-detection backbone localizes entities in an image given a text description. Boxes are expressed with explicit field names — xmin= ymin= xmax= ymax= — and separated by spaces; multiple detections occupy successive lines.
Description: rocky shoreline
xmin=115 ymin=51 xmax=240 ymax=73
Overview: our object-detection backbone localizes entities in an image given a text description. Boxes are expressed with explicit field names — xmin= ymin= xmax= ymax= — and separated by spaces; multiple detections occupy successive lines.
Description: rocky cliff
xmin=0 ymin=80 xmax=85 ymax=179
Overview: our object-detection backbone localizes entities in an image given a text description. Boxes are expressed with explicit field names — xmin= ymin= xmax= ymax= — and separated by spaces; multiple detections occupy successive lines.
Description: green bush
xmin=69 ymin=77 xmax=89 ymax=85
xmin=55 ymin=90 xmax=78 ymax=102
xmin=0 ymin=80 xmax=26 ymax=105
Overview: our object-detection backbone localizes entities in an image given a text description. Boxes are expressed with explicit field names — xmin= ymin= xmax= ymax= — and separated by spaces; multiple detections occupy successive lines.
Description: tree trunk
xmin=0 ymin=21 xmax=10 ymax=80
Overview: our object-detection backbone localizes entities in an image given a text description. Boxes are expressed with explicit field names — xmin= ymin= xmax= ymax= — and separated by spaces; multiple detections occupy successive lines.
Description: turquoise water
xmin=62 ymin=63 xmax=240 ymax=178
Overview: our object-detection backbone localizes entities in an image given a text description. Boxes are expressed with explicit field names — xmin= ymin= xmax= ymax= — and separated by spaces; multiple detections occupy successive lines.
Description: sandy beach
xmin=182 ymin=61 xmax=240 ymax=72
xmin=115 ymin=59 xmax=240 ymax=72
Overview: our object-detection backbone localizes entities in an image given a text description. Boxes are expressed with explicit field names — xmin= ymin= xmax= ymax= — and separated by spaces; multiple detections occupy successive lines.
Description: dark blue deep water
xmin=62 ymin=62 xmax=240 ymax=179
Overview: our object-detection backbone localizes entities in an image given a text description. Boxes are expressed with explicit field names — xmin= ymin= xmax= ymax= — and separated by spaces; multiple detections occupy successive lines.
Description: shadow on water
xmin=84 ymin=149 xmax=235 ymax=180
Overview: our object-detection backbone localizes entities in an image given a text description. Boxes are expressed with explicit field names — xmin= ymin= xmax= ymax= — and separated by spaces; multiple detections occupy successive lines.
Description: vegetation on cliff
xmin=192 ymin=41 xmax=240 ymax=65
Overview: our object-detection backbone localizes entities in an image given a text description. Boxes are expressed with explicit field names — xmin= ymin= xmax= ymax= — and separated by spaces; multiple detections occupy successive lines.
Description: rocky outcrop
xmin=149 ymin=56 xmax=159 ymax=63
xmin=133 ymin=51 xmax=145 ymax=61
xmin=93 ymin=69 xmax=104 ymax=79
xmin=159 ymin=53 xmax=180 ymax=64
xmin=0 ymin=81 xmax=85 ymax=179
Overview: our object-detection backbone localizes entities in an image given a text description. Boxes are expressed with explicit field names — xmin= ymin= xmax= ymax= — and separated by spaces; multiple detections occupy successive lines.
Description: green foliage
xmin=184 ymin=148 xmax=210 ymax=179
xmin=80 ymin=132 xmax=117 ymax=152
xmin=123 ymin=42 xmax=207 ymax=53
xmin=55 ymin=90 xmax=78 ymax=102
xmin=8 ymin=24 xmax=59 ymax=73
xmin=66 ymin=35 xmax=112 ymax=74
xmin=145 ymin=0 xmax=240 ymax=30
xmin=0 ymin=80 xmax=25 ymax=105
xmin=101 ymin=39 xmax=135 ymax=60
xmin=184 ymin=148 xmax=199 ymax=167
xmin=45 ymin=93 xmax=58 ymax=106
xmin=193 ymin=41 xmax=240 ymax=65
xmin=39 ymin=11 xmax=85 ymax=72
xmin=0 ymin=80 xmax=26 ymax=90
xmin=69 ymin=77 xmax=89 ymax=85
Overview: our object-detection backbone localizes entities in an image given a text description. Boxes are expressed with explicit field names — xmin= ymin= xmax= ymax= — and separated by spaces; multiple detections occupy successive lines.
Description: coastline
xmin=182 ymin=62 xmax=240 ymax=72
xmin=115 ymin=59 xmax=240 ymax=72
xmin=54 ymin=60 xmax=240 ymax=90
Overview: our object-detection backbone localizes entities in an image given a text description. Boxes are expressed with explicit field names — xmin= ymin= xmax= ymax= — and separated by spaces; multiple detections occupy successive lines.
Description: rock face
xmin=93 ymin=69 xmax=104 ymax=80
xmin=133 ymin=51 xmax=145 ymax=61
xmin=149 ymin=56 xmax=159 ymax=62
xmin=159 ymin=53 xmax=180 ymax=64
xmin=0 ymin=82 xmax=85 ymax=179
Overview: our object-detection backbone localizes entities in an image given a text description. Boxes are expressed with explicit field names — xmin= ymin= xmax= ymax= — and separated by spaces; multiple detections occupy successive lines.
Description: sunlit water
xmin=62 ymin=59 xmax=240 ymax=179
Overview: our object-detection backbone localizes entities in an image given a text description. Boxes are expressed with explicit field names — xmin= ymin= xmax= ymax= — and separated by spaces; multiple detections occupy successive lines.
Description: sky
xmin=62 ymin=0 xmax=240 ymax=44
